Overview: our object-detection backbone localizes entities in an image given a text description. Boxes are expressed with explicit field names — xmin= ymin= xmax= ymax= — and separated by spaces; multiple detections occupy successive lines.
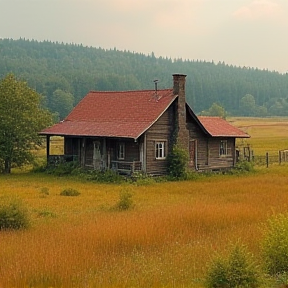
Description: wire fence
xmin=252 ymin=150 xmax=288 ymax=167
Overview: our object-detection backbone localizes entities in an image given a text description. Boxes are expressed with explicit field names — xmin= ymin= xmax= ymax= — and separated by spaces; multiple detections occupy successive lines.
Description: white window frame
xmin=219 ymin=140 xmax=228 ymax=156
xmin=117 ymin=142 xmax=125 ymax=160
xmin=155 ymin=141 xmax=166 ymax=160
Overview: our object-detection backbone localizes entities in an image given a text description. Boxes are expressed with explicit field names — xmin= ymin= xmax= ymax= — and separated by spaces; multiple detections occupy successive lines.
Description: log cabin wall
xmin=203 ymin=138 xmax=235 ymax=170
xmin=145 ymin=104 xmax=176 ymax=175
xmin=187 ymin=120 xmax=236 ymax=171
xmin=109 ymin=139 xmax=140 ymax=162
xmin=117 ymin=140 xmax=140 ymax=162
xmin=187 ymin=120 xmax=208 ymax=170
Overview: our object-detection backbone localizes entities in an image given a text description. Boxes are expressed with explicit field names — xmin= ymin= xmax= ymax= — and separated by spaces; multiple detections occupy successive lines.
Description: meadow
xmin=0 ymin=117 xmax=288 ymax=288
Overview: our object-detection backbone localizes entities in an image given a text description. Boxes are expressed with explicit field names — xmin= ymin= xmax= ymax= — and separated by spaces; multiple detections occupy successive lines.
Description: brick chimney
xmin=173 ymin=74 xmax=189 ymax=150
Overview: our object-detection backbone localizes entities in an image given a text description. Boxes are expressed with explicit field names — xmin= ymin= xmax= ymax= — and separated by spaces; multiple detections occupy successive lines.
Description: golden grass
xmin=231 ymin=117 xmax=288 ymax=155
xmin=1 ymin=165 xmax=288 ymax=287
xmin=1 ymin=117 xmax=288 ymax=287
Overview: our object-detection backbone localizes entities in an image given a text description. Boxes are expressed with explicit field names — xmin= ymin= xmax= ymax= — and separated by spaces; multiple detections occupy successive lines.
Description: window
xmin=118 ymin=142 xmax=125 ymax=160
xmin=155 ymin=141 xmax=166 ymax=159
xmin=219 ymin=140 xmax=228 ymax=156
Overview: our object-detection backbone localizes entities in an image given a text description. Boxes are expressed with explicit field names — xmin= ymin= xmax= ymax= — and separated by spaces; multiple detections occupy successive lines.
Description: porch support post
xmin=103 ymin=138 xmax=107 ymax=169
xmin=143 ymin=134 xmax=147 ymax=172
xmin=46 ymin=135 xmax=50 ymax=166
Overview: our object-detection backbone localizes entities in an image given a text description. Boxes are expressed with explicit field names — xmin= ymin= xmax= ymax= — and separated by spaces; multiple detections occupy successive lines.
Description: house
xmin=40 ymin=74 xmax=249 ymax=175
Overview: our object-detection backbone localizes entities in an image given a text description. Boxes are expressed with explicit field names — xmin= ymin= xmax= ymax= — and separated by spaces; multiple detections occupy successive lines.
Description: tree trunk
xmin=4 ymin=159 xmax=11 ymax=174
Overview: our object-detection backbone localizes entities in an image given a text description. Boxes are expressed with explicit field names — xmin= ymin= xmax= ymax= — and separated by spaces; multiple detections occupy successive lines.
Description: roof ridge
xmin=88 ymin=88 xmax=173 ymax=94
xmin=198 ymin=116 xmax=222 ymax=118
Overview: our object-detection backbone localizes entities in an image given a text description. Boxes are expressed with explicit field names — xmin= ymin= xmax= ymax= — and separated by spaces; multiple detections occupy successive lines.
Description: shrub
xmin=132 ymin=172 xmax=157 ymax=186
xmin=261 ymin=212 xmax=288 ymax=275
xmin=39 ymin=187 xmax=49 ymax=197
xmin=234 ymin=160 xmax=255 ymax=173
xmin=46 ymin=161 xmax=79 ymax=176
xmin=74 ymin=168 xmax=125 ymax=184
xmin=114 ymin=189 xmax=134 ymax=211
xmin=205 ymin=243 xmax=260 ymax=288
xmin=167 ymin=145 xmax=189 ymax=179
xmin=0 ymin=198 xmax=30 ymax=230
xmin=60 ymin=188 xmax=80 ymax=196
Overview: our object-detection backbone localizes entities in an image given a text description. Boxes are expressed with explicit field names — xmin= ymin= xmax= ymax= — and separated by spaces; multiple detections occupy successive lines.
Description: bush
xmin=234 ymin=160 xmax=255 ymax=173
xmin=39 ymin=187 xmax=49 ymax=197
xmin=0 ymin=198 xmax=30 ymax=230
xmin=167 ymin=145 xmax=189 ymax=179
xmin=205 ymin=243 xmax=260 ymax=288
xmin=46 ymin=161 xmax=79 ymax=176
xmin=73 ymin=168 xmax=125 ymax=184
xmin=261 ymin=212 xmax=288 ymax=275
xmin=60 ymin=188 xmax=80 ymax=196
xmin=114 ymin=189 xmax=134 ymax=211
xmin=132 ymin=172 xmax=157 ymax=186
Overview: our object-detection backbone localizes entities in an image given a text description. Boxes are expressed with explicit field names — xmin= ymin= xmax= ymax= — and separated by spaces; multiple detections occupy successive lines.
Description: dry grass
xmin=1 ymin=165 xmax=288 ymax=287
xmin=0 ymin=117 xmax=288 ymax=287
xmin=231 ymin=117 xmax=288 ymax=155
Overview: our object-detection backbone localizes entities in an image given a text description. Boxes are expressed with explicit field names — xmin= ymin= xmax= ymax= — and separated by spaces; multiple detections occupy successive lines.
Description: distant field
xmin=0 ymin=117 xmax=288 ymax=287
xmin=231 ymin=117 xmax=288 ymax=155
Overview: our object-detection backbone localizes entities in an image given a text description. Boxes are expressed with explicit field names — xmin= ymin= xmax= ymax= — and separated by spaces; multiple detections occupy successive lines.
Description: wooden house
xmin=40 ymin=74 xmax=249 ymax=175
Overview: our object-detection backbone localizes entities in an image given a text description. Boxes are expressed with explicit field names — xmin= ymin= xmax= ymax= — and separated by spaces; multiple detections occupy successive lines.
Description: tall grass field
xmin=0 ymin=117 xmax=288 ymax=288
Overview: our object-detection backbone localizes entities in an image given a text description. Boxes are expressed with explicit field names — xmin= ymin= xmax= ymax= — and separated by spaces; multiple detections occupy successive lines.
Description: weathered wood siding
xmin=203 ymin=138 xmax=235 ymax=170
xmin=187 ymin=119 xmax=236 ymax=171
xmin=122 ymin=141 xmax=140 ymax=162
xmin=145 ymin=104 xmax=176 ymax=175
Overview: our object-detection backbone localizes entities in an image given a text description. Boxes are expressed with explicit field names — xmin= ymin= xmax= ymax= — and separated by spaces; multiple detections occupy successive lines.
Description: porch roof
xmin=197 ymin=116 xmax=250 ymax=138
xmin=40 ymin=89 xmax=177 ymax=139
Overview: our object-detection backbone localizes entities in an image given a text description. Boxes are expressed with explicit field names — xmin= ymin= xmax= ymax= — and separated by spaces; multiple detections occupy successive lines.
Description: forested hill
xmin=1 ymin=38 xmax=288 ymax=119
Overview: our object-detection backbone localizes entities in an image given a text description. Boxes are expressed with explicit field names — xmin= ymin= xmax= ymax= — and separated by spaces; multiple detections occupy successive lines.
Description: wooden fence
xmin=251 ymin=149 xmax=288 ymax=167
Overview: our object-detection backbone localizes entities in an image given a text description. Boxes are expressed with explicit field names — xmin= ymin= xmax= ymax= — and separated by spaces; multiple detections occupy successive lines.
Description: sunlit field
xmin=0 ymin=117 xmax=288 ymax=288
xmin=232 ymin=117 xmax=288 ymax=155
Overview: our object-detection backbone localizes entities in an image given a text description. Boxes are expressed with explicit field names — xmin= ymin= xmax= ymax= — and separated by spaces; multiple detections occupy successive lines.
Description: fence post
xmin=279 ymin=150 xmax=282 ymax=165
xmin=266 ymin=152 xmax=269 ymax=168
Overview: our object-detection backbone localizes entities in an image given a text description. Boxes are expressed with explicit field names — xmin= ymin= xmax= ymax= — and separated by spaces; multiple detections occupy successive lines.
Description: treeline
xmin=1 ymin=38 xmax=288 ymax=119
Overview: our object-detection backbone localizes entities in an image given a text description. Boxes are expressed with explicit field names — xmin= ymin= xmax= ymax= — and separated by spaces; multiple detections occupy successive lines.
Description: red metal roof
xmin=40 ymin=89 xmax=176 ymax=139
xmin=197 ymin=116 xmax=250 ymax=138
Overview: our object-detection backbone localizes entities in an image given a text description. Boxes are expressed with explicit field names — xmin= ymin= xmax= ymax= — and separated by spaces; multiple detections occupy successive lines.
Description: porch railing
xmin=47 ymin=156 xmax=142 ymax=175
xmin=111 ymin=161 xmax=142 ymax=175
xmin=47 ymin=155 xmax=78 ymax=166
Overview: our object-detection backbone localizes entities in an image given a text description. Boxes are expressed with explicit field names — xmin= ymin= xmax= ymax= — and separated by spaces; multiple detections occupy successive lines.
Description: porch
xmin=47 ymin=155 xmax=142 ymax=175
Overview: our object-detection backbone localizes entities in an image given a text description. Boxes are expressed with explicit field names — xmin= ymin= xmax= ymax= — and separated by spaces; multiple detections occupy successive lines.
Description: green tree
xmin=49 ymin=89 xmax=74 ymax=120
xmin=0 ymin=74 xmax=52 ymax=173
xmin=239 ymin=94 xmax=256 ymax=116
xmin=200 ymin=103 xmax=227 ymax=118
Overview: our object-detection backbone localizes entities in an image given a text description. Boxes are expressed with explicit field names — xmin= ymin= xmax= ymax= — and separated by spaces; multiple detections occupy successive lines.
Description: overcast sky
xmin=1 ymin=0 xmax=287 ymax=73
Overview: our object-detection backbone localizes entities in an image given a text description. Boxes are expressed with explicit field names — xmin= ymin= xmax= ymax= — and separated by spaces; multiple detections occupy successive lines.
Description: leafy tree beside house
xmin=200 ymin=103 xmax=227 ymax=118
xmin=0 ymin=74 xmax=52 ymax=173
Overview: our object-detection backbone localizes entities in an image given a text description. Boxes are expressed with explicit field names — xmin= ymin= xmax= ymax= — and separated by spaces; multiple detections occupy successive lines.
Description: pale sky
xmin=1 ymin=0 xmax=287 ymax=73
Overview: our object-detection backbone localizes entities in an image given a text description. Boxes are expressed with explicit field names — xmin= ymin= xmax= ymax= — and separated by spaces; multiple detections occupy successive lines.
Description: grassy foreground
xmin=0 ymin=165 xmax=288 ymax=287
xmin=0 ymin=117 xmax=288 ymax=287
